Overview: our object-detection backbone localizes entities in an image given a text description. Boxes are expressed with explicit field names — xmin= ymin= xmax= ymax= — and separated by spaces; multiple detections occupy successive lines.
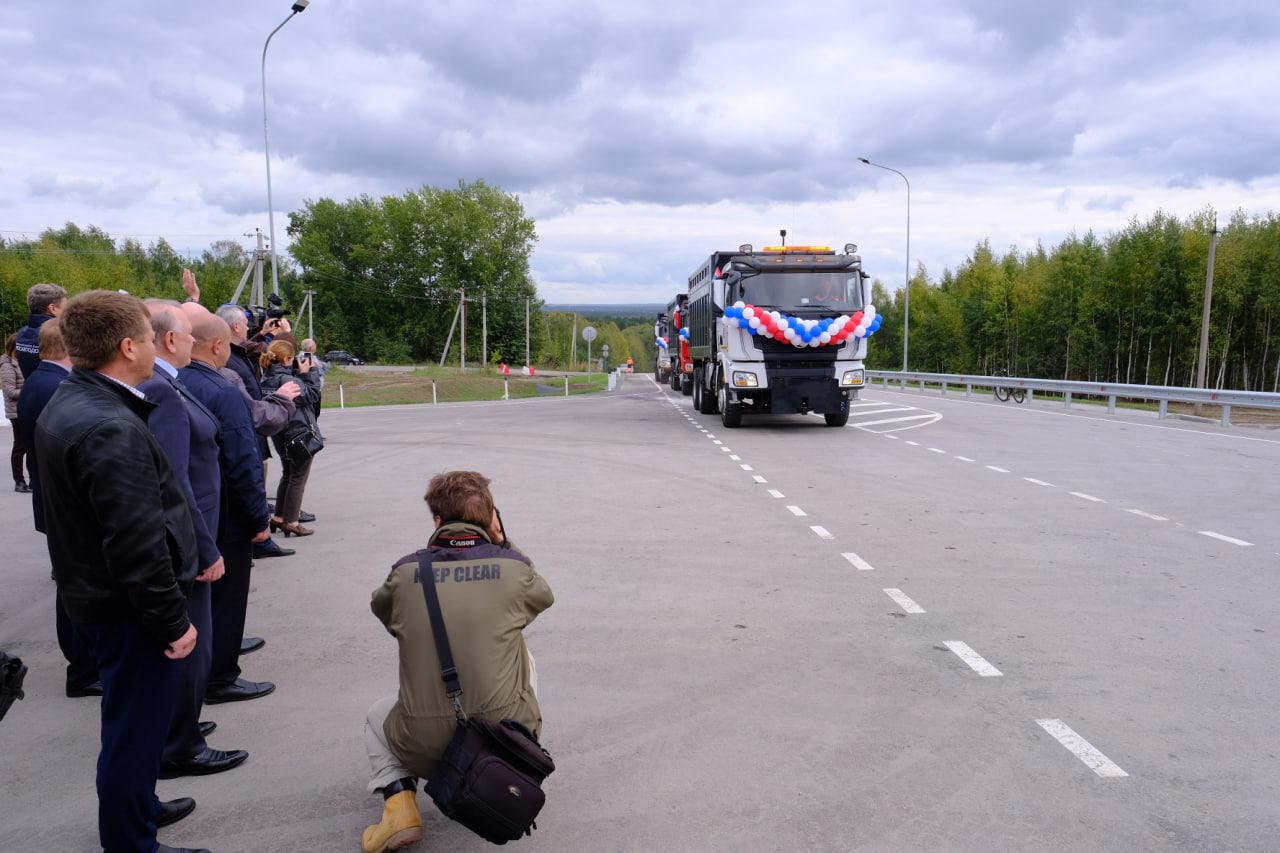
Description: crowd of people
xmin=7 ymin=280 xmax=328 ymax=852
xmin=6 ymin=278 xmax=554 ymax=853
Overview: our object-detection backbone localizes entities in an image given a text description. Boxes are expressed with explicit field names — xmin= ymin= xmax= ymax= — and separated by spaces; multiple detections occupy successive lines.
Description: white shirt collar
xmin=97 ymin=372 xmax=147 ymax=400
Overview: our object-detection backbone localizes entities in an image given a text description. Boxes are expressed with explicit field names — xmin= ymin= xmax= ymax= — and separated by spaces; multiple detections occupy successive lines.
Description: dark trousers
xmin=56 ymin=591 xmax=99 ymax=689
xmin=163 ymin=580 xmax=212 ymax=763
xmin=209 ymin=539 xmax=252 ymax=690
xmin=8 ymin=416 xmax=27 ymax=483
xmin=79 ymin=621 xmax=180 ymax=853
xmin=274 ymin=453 xmax=313 ymax=524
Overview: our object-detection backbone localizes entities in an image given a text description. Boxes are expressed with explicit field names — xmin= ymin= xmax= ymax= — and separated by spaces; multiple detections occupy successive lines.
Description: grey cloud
xmin=27 ymin=173 xmax=158 ymax=208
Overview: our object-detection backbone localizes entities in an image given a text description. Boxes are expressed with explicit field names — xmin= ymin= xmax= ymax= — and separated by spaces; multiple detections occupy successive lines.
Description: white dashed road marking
xmin=943 ymin=641 xmax=1003 ymax=677
xmin=928 ymin=447 xmax=946 ymax=454
xmin=1070 ymin=492 xmax=1105 ymax=503
xmin=751 ymin=475 xmax=767 ymax=484
xmin=883 ymin=589 xmax=926 ymax=614
xmin=810 ymin=525 xmax=833 ymax=539
xmin=740 ymin=464 xmax=754 ymax=471
xmin=767 ymin=489 xmax=785 ymax=499
xmin=720 ymin=446 xmax=731 ymax=452
xmin=729 ymin=454 xmax=741 ymax=460
xmin=954 ymin=456 xmax=975 ymax=462
xmin=842 ymin=552 xmax=875 ymax=571
xmin=1125 ymin=509 xmax=1168 ymax=521
xmin=1023 ymin=477 xmax=1054 ymax=487
xmin=884 ymin=434 xmax=899 ymax=440
xmin=1036 ymin=720 xmax=1129 ymax=778
xmin=786 ymin=505 xmax=807 ymax=517
xmin=1199 ymin=530 xmax=1253 ymax=547
xmin=905 ymin=440 xmax=920 ymax=446
xmin=986 ymin=465 xmax=1010 ymax=473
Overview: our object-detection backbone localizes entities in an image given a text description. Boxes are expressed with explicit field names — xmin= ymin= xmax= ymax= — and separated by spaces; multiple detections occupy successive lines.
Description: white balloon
xmin=784 ymin=328 xmax=796 ymax=340
xmin=819 ymin=332 xmax=832 ymax=343
xmin=771 ymin=311 xmax=782 ymax=323
xmin=743 ymin=307 xmax=755 ymax=320
xmin=734 ymin=300 xmax=745 ymax=309
xmin=748 ymin=317 xmax=761 ymax=329
xmin=863 ymin=306 xmax=877 ymax=322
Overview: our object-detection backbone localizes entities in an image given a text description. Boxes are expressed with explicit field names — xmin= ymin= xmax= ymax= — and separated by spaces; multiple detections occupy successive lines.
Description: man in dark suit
xmin=35 ymin=290 xmax=208 ymax=853
xmin=15 ymin=282 xmax=66 ymax=378
xmin=139 ymin=300 xmax=249 ymax=779
xmin=15 ymin=318 xmax=100 ymax=696
xmin=179 ymin=305 xmax=275 ymax=705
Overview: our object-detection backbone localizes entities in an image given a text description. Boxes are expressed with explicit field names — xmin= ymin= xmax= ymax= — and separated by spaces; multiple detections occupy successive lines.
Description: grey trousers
xmin=365 ymin=651 xmax=538 ymax=792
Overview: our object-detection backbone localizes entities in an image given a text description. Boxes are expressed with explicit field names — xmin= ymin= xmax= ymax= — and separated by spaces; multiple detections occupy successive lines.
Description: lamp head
xmin=291 ymin=0 xmax=309 ymax=11
xmin=857 ymin=157 xmax=870 ymax=164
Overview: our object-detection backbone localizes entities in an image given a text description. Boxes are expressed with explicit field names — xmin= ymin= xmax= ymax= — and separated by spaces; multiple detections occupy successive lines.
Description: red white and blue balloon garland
xmin=722 ymin=301 xmax=882 ymax=347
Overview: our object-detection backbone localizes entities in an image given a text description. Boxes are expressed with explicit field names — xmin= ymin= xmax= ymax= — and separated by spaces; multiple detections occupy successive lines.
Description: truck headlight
xmin=732 ymin=371 xmax=758 ymax=387
xmin=840 ymin=369 xmax=864 ymax=387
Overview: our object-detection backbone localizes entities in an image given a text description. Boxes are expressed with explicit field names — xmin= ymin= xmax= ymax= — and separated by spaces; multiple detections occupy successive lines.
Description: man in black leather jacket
xmin=35 ymin=290 xmax=208 ymax=853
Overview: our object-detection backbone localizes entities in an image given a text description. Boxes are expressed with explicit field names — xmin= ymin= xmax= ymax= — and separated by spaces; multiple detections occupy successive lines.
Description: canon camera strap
xmin=415 ymin=552 xmax=466 ymax=720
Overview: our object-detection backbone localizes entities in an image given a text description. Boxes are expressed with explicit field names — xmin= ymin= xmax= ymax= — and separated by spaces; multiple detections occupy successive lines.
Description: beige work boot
xmin=361 ymin=790 xmax=424 ymax=853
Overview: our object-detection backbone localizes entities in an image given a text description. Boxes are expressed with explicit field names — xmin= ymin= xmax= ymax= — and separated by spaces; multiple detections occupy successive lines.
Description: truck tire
xmin=697 ymin=369 xmax=717 ymax=415
xmin=681 ymin=373 xmax=693 ymax=396
xmin=823 ymin=412 xmax=849 ymax=427
xmin=718 ymin=373 xmax=742 ymax=427
xmin=692 ymin=371 xmax=702 ymax=410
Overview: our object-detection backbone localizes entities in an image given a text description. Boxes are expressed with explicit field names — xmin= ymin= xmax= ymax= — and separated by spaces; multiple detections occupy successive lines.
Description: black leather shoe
xmin=252 ymin=539 xmax=295 ymax=559
xmin=205 ymin=678 xmax=275 ymax=705
xmin=157 ymin=846 xmax=211 ymax=853
xmin=298 ymin=510 xmax=316 ymax=523
xmin=159 ymin=747 xmax=249 ymax=779
xmin=198 ymin=721 xmax=217 ymax=737
xmin=14 ymin=481 xmax=31 ymax=493
xmin=154 ymin=797 xmax=196 ymax=827
xmin=240 ymin=637 xmax=265 ymax=655
xmin=66 ymin=681 xmax=103 ymax=698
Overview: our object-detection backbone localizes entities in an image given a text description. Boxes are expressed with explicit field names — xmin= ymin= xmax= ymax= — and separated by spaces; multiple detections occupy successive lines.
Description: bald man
xmin=179 ymin=309 xmax=276 ymax=705
xmin=140 ymin=301 xmax=249 ymax=779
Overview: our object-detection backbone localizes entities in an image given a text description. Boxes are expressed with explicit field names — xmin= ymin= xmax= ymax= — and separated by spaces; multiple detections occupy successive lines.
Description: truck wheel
xmin=823 ymin=412 xmax=849 ymax=427
xmin=698 ymin=370 xmax=717 ymax=414
xmin=692 ymin=371 xmax=702 ymax=409
xmin=718 ymin=374 xmax=742 ymax=427
xmin=681 ymin=373 xmax=693 ymax=396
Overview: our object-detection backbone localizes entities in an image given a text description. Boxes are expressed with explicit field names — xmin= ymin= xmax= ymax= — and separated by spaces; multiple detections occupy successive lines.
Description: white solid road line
xmin=883 ymin=588 xmax=926 ymax=614
xmin=943 ymin=641 xmax=1003 ymax=677
xmin=786 ymin=505 xmax=807 ymax=516
xmin=1199 ymin=530 xmax=1254 ymax=547
xmin=986 ymin=465 xmax=1010 ymax=473
xmin=767 ymin=489 xmax=785 ymax=498
xmin=810 ymin=525 xmax=834 ymax=539
xmin=842 ymin=552 xmax=875 ymax=571
xmin=954 ymin=455 xmax=975 ymax=462
xmin=1070 ymin=491 xmax=1106 ymax=502
xmin=1125 ymin=509 xmax=1168 ymax=521
xmin=751 ymin=475 xmax=768 ymax=484
xmin=855 ymin=413 xmax=938 ymax=428
xmin=1023 ymin=477 xmax=1055 ymax=487
xmin=848 ymin=406 xmax=917 ymax=418
xmin=740 ymin=464 xmax=754 ymax=471
xmin=1036 ymin=719 xmax=1129 ymax=778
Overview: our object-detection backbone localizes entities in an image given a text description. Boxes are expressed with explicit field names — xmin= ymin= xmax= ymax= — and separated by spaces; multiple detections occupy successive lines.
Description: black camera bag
xmin=416 ymin=554 xmax=554 ymax=844
xmin=0 ymin=651 xmax=28 ymax=722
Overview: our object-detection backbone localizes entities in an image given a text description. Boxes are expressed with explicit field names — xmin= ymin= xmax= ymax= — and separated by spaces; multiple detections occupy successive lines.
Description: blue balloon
xmin=870 ymin=315 xmax=883 ymax=331
xmin=820 ymin=318 xmax=832 ymax=330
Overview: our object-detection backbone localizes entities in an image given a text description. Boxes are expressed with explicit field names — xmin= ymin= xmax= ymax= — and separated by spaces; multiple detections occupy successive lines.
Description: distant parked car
xmin=324 ymin=350 xmax=363 ymax=365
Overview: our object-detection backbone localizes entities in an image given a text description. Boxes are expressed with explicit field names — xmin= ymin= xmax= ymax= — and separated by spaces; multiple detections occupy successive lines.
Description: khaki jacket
xmin=372 ymin=521 xmax=554 ymax=780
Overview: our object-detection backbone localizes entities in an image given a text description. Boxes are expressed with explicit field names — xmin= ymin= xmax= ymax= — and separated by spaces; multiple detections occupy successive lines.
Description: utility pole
xmin=460 ymin=287 xmax=467 ymax=370
xmin=252 ymin=228 xmax=266 ymax=307
xmin=525 ymin=297 xmax=531 ymax=368
xmin=303 ymin=289 xmax=315 ymax=340
xmin=481 ymin=293 xmax=488 ymax=366
xmin=439 ymin=297 xmax=461 ymax=367
xmin=1195 ymin=220 xmax=1219 ymax=391
xmin=571 ymin=314 xmax=578 ymax=368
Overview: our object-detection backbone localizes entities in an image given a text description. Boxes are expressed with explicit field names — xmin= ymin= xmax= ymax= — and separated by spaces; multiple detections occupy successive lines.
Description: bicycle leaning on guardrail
xmin=991 ymin=371 xmax=1025 ymax=404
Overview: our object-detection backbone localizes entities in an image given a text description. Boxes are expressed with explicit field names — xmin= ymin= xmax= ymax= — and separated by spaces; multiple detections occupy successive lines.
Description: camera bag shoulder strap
xmin=415 ymin=552 xmax=465 ymax=718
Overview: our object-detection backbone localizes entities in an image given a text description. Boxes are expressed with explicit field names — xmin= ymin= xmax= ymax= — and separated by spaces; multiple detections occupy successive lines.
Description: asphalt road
xmin=1 ymin=375 xmax=1277 ymax=851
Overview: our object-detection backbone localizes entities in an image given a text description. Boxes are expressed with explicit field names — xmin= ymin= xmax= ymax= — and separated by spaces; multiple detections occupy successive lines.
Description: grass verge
xmin=321 ymin=366 xmax=611 ymax=408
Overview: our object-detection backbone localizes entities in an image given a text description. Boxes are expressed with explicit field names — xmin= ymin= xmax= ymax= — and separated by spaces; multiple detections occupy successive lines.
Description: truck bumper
xmin=735 ymin=378 xmax=851 ymax=415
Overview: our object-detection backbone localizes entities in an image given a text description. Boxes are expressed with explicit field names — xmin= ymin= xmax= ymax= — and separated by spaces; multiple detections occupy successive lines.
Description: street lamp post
xmin=858 ymin=157 xmax=911 ymax=372
xmin=261 ymin=0 xmax=309 ymax=297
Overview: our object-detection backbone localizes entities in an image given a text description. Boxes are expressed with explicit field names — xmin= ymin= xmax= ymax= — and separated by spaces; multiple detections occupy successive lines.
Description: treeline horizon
xmin=863 ymin=207 xmax=1280 ymax=391
xmin=5 ymin=205 xmax=1279 ymax=390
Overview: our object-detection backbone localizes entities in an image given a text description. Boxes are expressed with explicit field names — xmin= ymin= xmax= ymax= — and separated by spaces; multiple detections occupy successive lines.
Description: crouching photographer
xmin=360 ymin=472 xmax=554 ymax=852
xmin=259 ymin=341 xmax=322 ymax=537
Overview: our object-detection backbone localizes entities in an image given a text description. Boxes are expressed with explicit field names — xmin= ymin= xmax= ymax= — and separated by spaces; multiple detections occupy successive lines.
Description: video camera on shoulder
xmin=246 ymin=293 xmax=290 ymax=336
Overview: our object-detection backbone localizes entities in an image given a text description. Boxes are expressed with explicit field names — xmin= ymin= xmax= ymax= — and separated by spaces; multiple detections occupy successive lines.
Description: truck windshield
xmin=738 ymin=271 xmax=863 ymax=312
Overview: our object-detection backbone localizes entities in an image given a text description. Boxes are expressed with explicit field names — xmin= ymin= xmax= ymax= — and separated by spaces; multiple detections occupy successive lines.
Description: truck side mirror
xmin=712 ymin=278 xmax=726 ymax=312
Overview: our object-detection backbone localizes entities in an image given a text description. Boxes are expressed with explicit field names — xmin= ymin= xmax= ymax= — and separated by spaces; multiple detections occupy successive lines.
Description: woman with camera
xmin=259 ymin=340 xmax=322 ymax=537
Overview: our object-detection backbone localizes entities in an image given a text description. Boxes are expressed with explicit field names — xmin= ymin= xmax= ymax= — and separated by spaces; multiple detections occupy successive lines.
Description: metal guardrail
xmin=866 ymin=370 xmax=1280 ymax=426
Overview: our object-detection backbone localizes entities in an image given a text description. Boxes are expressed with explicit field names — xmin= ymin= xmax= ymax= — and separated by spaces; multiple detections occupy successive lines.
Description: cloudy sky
xmin=2 ymin=1 xmax=1277 ymax=303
